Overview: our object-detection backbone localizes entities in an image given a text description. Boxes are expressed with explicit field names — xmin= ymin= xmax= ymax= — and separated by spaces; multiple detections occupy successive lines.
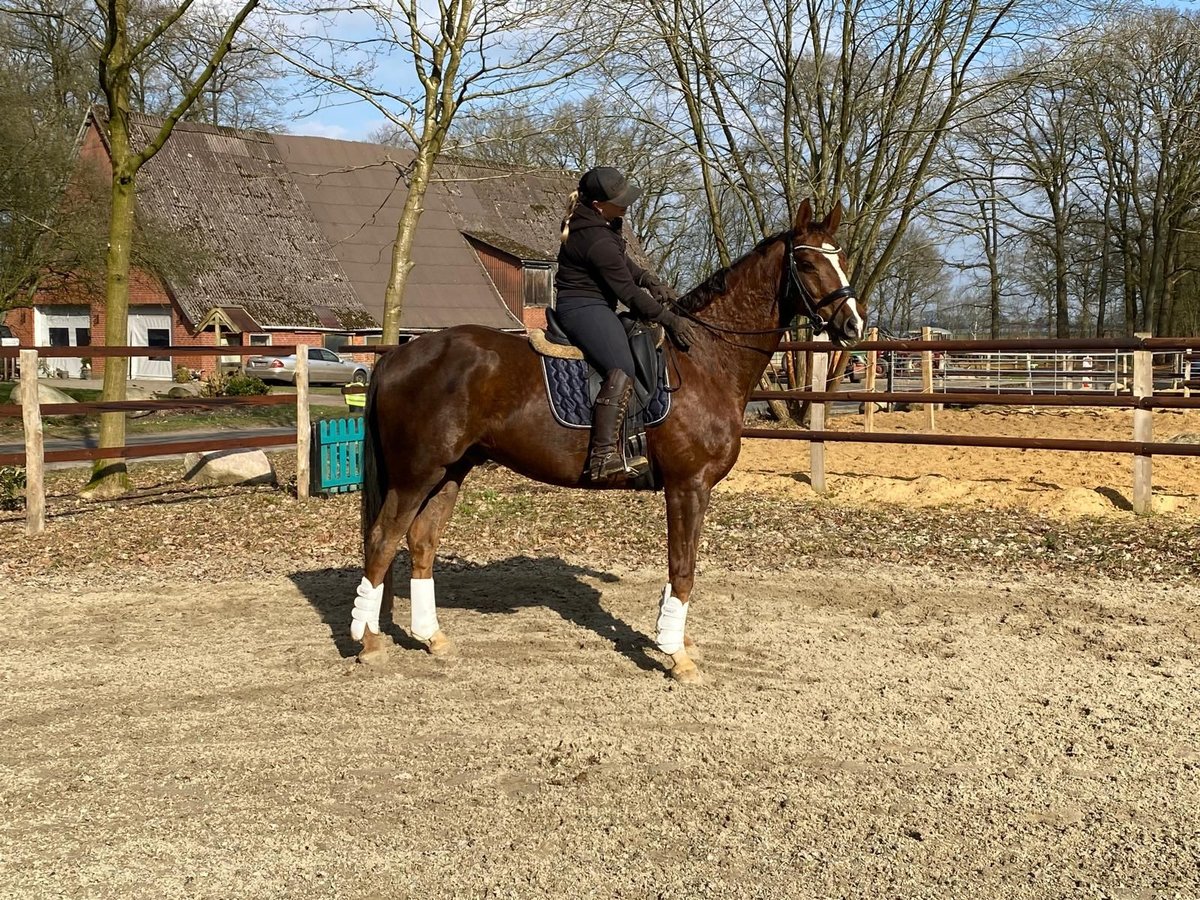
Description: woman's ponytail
xmin=559 ymin=189 xmax=580 ymax=243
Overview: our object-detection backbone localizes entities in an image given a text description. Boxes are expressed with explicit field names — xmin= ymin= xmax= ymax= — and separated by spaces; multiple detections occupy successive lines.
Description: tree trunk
xmin=382 ymin=151 xmax=437 ymax=344
xmin=1055 ymin=222 xmax=1070 ymax=337
xmin=1096 ymin=192 xmax=1113 ymax=337
xmin=82 ymin=163 xmax=136 ymax=498
xmin=760 ymin=374 xmax=794 ymax=425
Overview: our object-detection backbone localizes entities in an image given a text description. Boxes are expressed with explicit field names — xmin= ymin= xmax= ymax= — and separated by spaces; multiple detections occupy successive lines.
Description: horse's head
xmin=788 ymin=199 xmax=865 ymax=348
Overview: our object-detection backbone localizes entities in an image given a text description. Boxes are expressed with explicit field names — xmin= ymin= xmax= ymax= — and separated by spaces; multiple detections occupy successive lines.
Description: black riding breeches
xmin=553 ymin=297 xmax=636 ymax=379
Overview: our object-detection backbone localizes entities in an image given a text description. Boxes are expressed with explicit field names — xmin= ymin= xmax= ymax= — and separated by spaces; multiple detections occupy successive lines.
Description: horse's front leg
xmin=660 ymin=479 xmax=712 ymax=684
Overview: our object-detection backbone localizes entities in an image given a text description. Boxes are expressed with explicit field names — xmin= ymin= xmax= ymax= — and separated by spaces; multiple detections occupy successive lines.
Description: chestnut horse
xmin=351 ymin=199 xmax=864 ymax=682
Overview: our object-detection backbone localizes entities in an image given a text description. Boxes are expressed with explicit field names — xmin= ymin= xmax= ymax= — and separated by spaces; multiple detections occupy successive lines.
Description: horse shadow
xmin=289 ymin=555 xmax=662 ymax=673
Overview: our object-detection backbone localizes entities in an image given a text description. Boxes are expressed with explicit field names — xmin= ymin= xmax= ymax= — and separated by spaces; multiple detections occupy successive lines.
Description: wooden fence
xmin=7 ymin=333 xmax=1200 ymax=536
xmin=1 ymin=344 xmax=316 ymax=536
xmin=750 ymin=331 xmax=1200 ymax=514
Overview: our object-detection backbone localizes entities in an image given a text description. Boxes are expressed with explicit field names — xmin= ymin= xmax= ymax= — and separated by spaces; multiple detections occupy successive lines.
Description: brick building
xmin=4 ymin=110 xmax=574 ymax=379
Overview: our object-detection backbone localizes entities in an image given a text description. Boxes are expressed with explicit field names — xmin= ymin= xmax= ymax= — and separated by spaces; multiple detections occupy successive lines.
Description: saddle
xmin=529 ymin=309 xmax=673 ymax=488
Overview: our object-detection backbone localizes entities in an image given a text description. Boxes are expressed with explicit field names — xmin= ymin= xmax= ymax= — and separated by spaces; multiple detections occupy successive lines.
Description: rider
xmin=554 ymin=166 xmax=699 ymax=481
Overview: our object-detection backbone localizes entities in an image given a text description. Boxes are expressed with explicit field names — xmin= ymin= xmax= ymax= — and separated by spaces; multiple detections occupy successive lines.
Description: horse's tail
xmin=360 ymin=366 xmax=387 ymax=578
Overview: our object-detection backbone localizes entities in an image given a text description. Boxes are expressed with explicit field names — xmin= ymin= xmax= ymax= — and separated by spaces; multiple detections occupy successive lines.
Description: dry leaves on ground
xmin=6 ymin=455 xmax=1199 ymax=591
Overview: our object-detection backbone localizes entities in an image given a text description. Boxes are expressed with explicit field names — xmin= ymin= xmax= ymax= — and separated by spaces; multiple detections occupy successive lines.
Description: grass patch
xmin=455 ymin=486 xmax=537 ymax=522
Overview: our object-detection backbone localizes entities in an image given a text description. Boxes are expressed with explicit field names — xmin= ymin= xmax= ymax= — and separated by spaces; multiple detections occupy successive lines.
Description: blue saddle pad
xmin=540 ymin=356 xmax=671 ymax=429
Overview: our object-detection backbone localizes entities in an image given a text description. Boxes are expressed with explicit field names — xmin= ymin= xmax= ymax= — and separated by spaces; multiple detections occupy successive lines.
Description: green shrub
xmin=225 ymin=372 xmax=270 ymax=396
xmin=0 ymin=466 xmax=25 ymax=511
xmin=174 ymin=365 xmax=195 ymax=383
xmin=199 ymin=371 xmax=269 ymax=397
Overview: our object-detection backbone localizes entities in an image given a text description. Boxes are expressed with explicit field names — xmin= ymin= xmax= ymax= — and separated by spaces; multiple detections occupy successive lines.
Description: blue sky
xmin=273 ymin=0 xmax=1199 ymax=144
xmin=281 ymin=95 xmax=391 ymax=143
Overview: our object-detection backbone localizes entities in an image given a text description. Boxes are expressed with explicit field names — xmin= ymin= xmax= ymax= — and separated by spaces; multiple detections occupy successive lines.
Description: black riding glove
xmin=653 ymin=309 xmax=700 ymax=351
xmin=648 ymin=281 xmax=681 ymax=306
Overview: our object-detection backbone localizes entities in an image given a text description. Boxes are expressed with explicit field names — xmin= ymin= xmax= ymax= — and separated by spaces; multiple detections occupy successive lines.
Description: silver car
xmin=246 ymin=347 xmax=370 ymax=386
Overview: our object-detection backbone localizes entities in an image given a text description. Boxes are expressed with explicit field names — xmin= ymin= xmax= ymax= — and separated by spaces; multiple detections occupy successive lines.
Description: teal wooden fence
xmin=311 ymin=417 xmax=365 ymax=495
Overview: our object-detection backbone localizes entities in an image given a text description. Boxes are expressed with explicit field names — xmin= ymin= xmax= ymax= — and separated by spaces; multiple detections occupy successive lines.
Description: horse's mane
xmin=675 ymin=228 xmax=794 ymax=314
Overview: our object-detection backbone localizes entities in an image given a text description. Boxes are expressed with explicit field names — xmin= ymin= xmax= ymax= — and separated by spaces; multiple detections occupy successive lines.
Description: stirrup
xmin=590 ymin=448 xmax=627 ymax=481
xmin=590 ymin=447 xmax=648 ymax=481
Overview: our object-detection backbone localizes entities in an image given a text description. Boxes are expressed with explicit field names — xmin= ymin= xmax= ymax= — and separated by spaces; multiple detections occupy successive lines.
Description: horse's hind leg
xmin=357 ymin=474 xmax=446 ymax=663
xmin=405 ymin=465 xmax=471 ymax=656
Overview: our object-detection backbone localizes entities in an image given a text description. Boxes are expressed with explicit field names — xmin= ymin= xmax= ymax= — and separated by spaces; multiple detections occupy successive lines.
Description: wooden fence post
xmin=19 ymin=349 xmax=45 ymax=536
xmin=1132 ymin=335 xmax=1152 ymax=516
xmin=921 ymin=326 xmax=935 ymax=431
xmin=810 ymin=335 xmax=829 ymax=494
xmin=296 ymin=345 xmax=310 ymax=500
xmin=864 ymin=326 xmax=879 ymax=433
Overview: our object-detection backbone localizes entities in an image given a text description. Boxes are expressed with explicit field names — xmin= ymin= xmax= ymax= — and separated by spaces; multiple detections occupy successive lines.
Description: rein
xmin=673 ymin=231 xmax=858 ymax=339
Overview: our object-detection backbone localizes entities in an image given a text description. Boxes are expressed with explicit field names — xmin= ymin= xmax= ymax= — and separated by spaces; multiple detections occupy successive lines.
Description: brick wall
xmin=522 ymin=307 xmax=547 ymax=330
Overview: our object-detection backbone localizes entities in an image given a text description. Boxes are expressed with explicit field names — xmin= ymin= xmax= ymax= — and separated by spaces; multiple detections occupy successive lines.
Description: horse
xmin=351 ymin=198 xmax=864 ymax=683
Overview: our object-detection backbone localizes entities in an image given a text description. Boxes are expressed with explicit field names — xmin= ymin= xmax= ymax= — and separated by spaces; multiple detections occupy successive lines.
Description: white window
xmin=249 ymin=333 xmax=271 ymax=346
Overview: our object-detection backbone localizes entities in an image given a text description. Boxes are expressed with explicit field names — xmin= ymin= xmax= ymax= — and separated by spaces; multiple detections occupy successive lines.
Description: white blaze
xmin=821 ymin=242 xmax=864 ymax=338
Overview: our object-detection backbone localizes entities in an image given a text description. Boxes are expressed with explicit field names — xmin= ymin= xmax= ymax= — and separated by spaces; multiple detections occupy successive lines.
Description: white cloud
xmin=295 ymin=120 xmax=352 ymax=140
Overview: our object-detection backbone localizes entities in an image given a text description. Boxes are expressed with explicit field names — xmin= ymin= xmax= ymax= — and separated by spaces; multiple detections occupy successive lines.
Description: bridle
xmin=658 ymin=230 xmax=859 ymax=395
xmin=787 ymin=238 xmax=858 ymax=338
xmin=674 ymin=230 xmax=858 ymax=340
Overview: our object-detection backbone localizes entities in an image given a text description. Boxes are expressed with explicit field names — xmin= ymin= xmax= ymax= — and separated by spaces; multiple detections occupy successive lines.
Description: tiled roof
xmin=105 ymin=111 xmax=577 ymax=333
xmin=124 ymin=113 xmax=374 ymax=330
xmin=272 ymin=136 xmax=572 ymax=330
xmin=462 ymin=230 xmax=554 ymax=262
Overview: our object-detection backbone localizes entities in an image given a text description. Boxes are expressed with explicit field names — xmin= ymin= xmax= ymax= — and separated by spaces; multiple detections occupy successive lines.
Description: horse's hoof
xmin=356 ymin=631 xmax=390 ymax=665
xmin=683 ymin=636 xmax=703 ymax=664
xmin=356 ymin=646 xmax=389 ymax=666
xmin=668 ymin=651 xmax=702 ymax=685
xmin=423 ymin=630 xmax=455 ymax=657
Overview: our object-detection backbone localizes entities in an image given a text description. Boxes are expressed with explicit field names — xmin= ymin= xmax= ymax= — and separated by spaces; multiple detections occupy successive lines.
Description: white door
xmin=34 ymin=306 xmax=91 ymax=378
xmin=129 ymin=308 xmax=173 ymax=379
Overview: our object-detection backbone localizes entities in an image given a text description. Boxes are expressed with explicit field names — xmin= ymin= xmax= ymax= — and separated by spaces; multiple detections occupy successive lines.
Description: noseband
xmin=786 ymin=236 xmax=859 ymax=338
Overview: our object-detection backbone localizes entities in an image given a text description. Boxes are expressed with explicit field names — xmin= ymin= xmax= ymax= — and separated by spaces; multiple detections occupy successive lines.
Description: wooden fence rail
xmin=5 ymin=345 xmax=313 ymax=535
xmin=757 ymin=332 xmax=1200 ymax=515
xmin=9 ymin=334 xmax=1200 ymax=534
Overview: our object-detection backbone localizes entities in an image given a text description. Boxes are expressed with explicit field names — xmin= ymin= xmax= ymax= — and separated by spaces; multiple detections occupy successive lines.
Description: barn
xmin=2 ymin=110 xmax=574 ymax=379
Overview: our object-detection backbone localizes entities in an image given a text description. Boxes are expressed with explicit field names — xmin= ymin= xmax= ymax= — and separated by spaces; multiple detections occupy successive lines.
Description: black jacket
xmin=554 ymin=204 xmax=670 ymax=319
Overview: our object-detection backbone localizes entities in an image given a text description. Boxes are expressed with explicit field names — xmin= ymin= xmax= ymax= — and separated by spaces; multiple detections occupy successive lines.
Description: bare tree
xmin=995 ymin=52 xmax=1092 ymax=338
xmin=134 ymin=1 xmax=288 ymax=129
xmin=444 ymin=95 xmax=706 ymax=285
xmin=0 ymin=0 xmax=98 ymax=114
xmin=273 ymin=0 xmax=612 ymax=344
xmin=868 ymin=225 xmax=951 ymax=336
xmin=1077 ymin=8 xmax=1200 ymax=336
xmin=3 ymin=0 xmax=263 ymax=496
xmin=606 ymin=0 xmax=1053 ymax=319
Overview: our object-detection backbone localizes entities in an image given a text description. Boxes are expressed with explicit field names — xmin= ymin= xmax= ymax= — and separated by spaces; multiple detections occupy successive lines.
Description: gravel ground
xmin=2 ymin=458 xmax=1199 ymax=899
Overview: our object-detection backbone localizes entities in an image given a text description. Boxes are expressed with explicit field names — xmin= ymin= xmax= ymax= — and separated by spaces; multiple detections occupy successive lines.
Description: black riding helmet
xmin=579 ymin=166 xmax=643 ymax=208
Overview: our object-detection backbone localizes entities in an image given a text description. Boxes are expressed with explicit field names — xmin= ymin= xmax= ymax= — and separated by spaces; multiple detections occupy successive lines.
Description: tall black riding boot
xmin=588 ymin=369 xmax=636 ymax=481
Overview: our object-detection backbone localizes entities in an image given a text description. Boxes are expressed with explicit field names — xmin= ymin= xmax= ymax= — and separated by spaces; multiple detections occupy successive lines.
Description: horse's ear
xmin=822 ymin=202 xmax=843 ymax=234
xmin=793 ymin=198 xmax=813 ymax=233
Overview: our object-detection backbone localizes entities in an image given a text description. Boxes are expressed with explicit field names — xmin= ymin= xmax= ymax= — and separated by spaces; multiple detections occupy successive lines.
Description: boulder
xmin=126 ymin=384 xmax=157 ymax=401
xmin=10 ymin=383 xmax=76 ymax=406
xmin=183 ymin=449 xmax=276 ymax=486
xmin=165 ymin=384 xmax=201 ymax=399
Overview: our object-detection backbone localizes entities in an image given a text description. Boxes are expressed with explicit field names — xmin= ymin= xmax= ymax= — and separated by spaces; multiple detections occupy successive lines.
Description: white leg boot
xmin=350 ymin=577 xmax=383 ymax=642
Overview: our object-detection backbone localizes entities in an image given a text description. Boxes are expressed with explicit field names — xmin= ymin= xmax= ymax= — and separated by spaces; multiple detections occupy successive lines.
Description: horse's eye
xmin=797 ymin=259 xmax=816 ymax=271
